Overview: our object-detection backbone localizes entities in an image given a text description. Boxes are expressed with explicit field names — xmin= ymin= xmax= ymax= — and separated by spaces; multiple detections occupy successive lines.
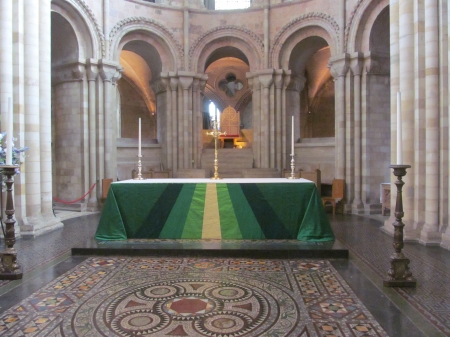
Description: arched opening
xmin=202 ymin=50 xmax=251 ymax=149
xmin=288 ymin=36 xmax=334 ymax=139
xmin=118 ymin=40 xmax=161 ymax=141
xmin=364 ymin=5 xmax=391 ymax=203
xmin=51 ymin=11 xmax=84 ymax=200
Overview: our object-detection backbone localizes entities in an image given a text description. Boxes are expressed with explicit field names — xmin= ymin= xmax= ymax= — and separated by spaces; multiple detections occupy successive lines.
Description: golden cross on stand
xmin=206 ymin=120 xmax=226 ymax=180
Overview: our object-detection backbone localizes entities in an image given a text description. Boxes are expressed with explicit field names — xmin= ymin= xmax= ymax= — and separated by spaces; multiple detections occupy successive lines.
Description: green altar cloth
xmin=95 ymin=178 xmax=334 ymax=242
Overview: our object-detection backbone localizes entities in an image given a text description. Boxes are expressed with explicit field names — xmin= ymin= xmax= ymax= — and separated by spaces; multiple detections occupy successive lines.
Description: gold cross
xmin=206 ymin=120 xmax=227 ymax=179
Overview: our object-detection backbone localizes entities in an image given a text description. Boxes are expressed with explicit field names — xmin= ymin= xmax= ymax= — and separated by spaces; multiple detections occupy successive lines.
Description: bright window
xmin=215 ymin=0 xmax=251 ymax=10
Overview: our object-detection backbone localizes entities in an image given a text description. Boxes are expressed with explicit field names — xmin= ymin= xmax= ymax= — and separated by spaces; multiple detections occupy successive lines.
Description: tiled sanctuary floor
xmin=0 ymin=212 xmax=448 ymax=336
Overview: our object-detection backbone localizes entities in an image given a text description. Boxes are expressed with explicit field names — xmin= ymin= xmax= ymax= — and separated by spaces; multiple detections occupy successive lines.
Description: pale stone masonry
xmin=0 ymin=0 xmax=450 ymax=249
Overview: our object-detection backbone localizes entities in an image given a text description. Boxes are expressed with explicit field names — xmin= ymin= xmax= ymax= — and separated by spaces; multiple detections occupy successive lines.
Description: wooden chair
xmin=282 ymin=169 xmax=299 ymax=178
xmin=102 ymin=178 xmax=113 ymax=202
xmin=321 ymin=179 xmax=345 ymax=215
xmin=299 ymin=169 xmax=321 ymax=195
xmin=151 ymin=169 xmax=172 ymax=178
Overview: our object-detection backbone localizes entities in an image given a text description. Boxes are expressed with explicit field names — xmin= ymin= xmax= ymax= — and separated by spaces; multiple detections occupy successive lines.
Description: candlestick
xmin=397 ymin=92 xmax=402 ymax=165
xmin=291 ymin=115 xmax=294 ymax=156
xmin=6 ymin=97 xmax=12 ymax=165
xmin=138 ymin=118 xmax=141 ymax=157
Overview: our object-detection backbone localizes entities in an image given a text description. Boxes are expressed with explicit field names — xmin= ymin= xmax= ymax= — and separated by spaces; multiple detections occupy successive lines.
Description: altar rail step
xmin=201 ymin=148 xmax=254 ymax=178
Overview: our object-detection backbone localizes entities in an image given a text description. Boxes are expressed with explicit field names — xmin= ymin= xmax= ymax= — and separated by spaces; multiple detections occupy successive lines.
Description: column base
xmin=440 ymin=233 xmax=450 ymax=250
xmin=419 ymin=229 xmax=442 ymax=246
xmin=19 ymin=213 xmax=63 ymax=238
xmin=351 ymin=201 xmax=365 ymax=214
xmin=363 ymin=203 xmax=382 ymax=215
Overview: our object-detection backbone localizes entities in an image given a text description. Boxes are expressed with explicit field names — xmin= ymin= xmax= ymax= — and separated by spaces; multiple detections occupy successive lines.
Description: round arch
xmin=109 ymin=19 xmax=182 ymax=73
xmin=271 ymin=14 xmax=339 ymax=69
xmin=51 ymin=0 xmax=101 ymax=60
xmin=190 ymin=26 xmax=264 ymax=73
xmin=346 ymin=0 xmax=389 ymax=52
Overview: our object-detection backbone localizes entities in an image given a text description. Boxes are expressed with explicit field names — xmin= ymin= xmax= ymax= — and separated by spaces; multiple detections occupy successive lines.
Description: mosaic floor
xmin=0 ymin=257 xmax=388 ymax=337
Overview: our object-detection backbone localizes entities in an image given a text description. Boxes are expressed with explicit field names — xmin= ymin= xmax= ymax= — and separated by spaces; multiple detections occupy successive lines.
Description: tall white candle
xmin=291 ymin=115 xmax=294 ymax=156
xmin=396 ymin=92 xmax=402 ymax=165
xmin=6 ymin=97 xmax=12 ymax=165
xmin=138 ymin=118 xmax=142 ymax=157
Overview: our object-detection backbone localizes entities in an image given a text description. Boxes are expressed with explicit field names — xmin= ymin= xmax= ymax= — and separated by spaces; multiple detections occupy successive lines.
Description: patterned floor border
xmin=0 ymin=257 xmax=388 ymax=336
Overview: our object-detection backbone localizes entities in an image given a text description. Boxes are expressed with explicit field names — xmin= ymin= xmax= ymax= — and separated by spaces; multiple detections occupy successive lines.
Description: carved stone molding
xmin=109 ymin=16 xmax=184 ymax=59
xmin=189 ymin=25 xmax=264 ymax=70
xmin=235 ymin=90 xmax=252 ymax=112
xmin=52 ymin=61 xmax=86 ymax=85
xmin=70 ymin=0 xmax=105 ymax=57
xmin=271 ymin=12 xmax=340 ymax=67
xmin=345 ymin=0 xmax=364 ymax=52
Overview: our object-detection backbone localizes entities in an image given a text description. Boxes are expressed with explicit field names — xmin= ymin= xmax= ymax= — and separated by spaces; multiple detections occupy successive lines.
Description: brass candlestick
xmin=383 ymin=164 xmax=416 ymax=287
xmin=287 ymin=154 xmax=298 ymax=179
xmin=135 ymin=155 xmax=143 ymax=180
xmin=206 ymin=120 xmax=226 ymax=180
xmin=0 ymin=165 xmax=22 ymax=280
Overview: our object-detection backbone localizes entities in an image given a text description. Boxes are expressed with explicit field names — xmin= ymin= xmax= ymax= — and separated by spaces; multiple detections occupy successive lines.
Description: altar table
xmin=95 ymin=178 xmax=334 ymax=242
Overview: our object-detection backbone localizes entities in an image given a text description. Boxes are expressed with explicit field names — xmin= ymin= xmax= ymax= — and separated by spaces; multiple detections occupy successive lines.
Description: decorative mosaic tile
xmin=0 ymin=257 xmax=388 ymax=336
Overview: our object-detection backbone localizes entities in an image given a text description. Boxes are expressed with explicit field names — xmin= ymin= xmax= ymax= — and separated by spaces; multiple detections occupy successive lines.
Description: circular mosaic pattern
xmin=73 ymin=277 xmax=297 ymax=336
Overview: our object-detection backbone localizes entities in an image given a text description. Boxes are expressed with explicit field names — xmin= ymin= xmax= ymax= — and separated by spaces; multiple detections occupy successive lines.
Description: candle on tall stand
xmin=288 ymin=115 xmax=297 ymax=179
xmin=291 ymin=115 xmax=294 ymax=156
xmin=136 ymin=118 xmax=143 ymax=180
xmin=138 ymin=118 xmax=142 ymax=157
xmin=6 ymin=97 xmax=13 ymax=165
xmin=397 ymin=92 xmax=402 ymax=165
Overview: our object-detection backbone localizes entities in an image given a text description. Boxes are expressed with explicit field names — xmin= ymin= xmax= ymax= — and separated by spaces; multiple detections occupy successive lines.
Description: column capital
xmin=51 ymin=60 xmax=86 ymax=85
xmin=85 ymin=59 xmax=99 ymax=81
xmin=151 ymin=77 xmax=169 ymax=94
xmin=169 ymin=76 xmax=179 ymax=91
xmin=178 ymin=71 xmax=196 ymax=90
xmin=257 ymin=69 xmax=275 ymax=88
xmin=274 ymin=69 xmax=284 ymax=89
xmin=284 ymin=73 xmax=306 ymax=92
xmin=363 ymin=51 xmax=390 ymax=75
xmin=99 ymin=59 xmax=121 ymax=82
xmin=350 ymin=52 xmax=364 ymax=76
xmin=328 ymin=53 xmax=350 ymax=79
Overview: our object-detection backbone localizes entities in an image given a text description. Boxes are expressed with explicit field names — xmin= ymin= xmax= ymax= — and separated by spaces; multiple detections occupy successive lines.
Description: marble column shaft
xmin=0 ymin=0 xmax=13 ymax=130
xmin=24 ymin=0 xmax=42 ymax=216
xmin=86 ymin=60 xmax=98 ymax=206
xmin=39 ymin=0 xmax=52 ymax=215
xmin=422 ymin=0 xmax=441 ymax=242
xmin=351 ymin=53 xmax=364 ymax=209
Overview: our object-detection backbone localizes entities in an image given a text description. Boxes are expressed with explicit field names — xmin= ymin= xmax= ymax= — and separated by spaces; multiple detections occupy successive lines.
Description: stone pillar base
xmin=419 ymin=229 xmax=442 ymax=246
xmin=363 ymin=203 xmax=382 ymax=215
xmin=351 ymin=202 xmax=365 ymax=215
xmin=440 ymin=233 xmax=450 ymax=250
xmin=19 ymin=213 xmax=63 ymax=238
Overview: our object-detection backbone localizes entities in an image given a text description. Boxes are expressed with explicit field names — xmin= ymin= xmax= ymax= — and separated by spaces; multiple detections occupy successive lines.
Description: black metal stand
xmin=0 ymin=165 xmax=22 ymax=280
xmin=383 ymin=164 xmax=416 ymax=287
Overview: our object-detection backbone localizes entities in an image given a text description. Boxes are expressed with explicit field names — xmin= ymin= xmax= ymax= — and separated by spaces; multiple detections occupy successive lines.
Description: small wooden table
xmin=381 ymin=183 xmax=391 ymax=215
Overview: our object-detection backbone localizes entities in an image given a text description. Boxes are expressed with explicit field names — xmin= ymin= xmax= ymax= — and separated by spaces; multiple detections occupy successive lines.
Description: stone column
xmin=259 ymin=70 xmax=274 ymax=168
xmin=162 ymin=74 xmax=172 ymax=170
xmin=281 ymin=70 xmax=292 ymax=170
xmin=351 ymin=52 xmax=364 ymax=212
xmin=247 ymin=73 xmax=261 ymax=167
xmin=169 ymin=75 xmax=179 ymax=172
xmin=274 ymin=70 xmax=284 ymax=171
xmin=421 ymin=0 xmax=441 ymax=244
xmin=178 ymin=72 xmax=194 ymax=169
xmin=0 ymin=0 xmax=13 ymax=136
xmin=86 ymin=59 xmax=98 ymax=208
xmin=99 ymin=60 xmax=121 ymax=180
xmin=23 ymin=0 xmax=41 ymax=218
xmin=103 ymin=0 xmax=110 ymax=58
xmin=399 ymin=0 xmax=415 ymax=228
xmin=40 ymin=0 xmax=52 ymax=216
xmin=329 ymin=54 xmax=349 ymax=179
